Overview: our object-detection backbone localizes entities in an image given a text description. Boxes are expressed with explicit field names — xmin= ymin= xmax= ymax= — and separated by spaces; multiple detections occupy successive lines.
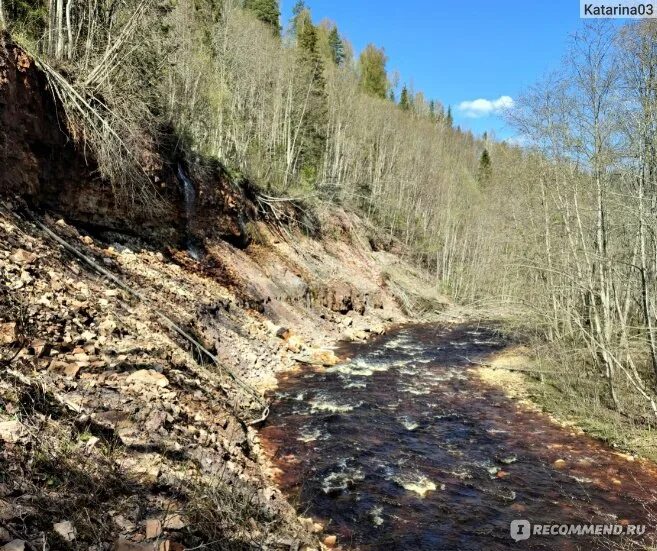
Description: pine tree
xmin=399 ymin=85 xmax=411 ymax=111
xmin=328 ymin=26 xmax=345 ymax=65
xmin=446 ymin=105 xmax=453 ymax=127
xmin=358 ymin=44 xmax=388 ymax=99
xmin=477 ymin=148 xmax=492 ymax=186
xmin=243 ymin=0 xmax=280 ymax=34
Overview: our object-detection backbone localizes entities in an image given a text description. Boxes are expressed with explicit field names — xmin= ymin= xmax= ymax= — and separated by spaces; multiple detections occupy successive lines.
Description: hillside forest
xmin=3 ymin=1 xmax=657 ymax=440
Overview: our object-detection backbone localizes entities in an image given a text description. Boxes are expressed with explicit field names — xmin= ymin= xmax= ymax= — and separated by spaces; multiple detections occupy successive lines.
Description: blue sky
xmin=280 ymin=0 xmax=587 ymax=140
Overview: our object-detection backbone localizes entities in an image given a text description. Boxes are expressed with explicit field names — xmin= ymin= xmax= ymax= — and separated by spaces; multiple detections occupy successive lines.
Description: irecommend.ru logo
xmin=510 ymin=520 xmax=646 ymax=541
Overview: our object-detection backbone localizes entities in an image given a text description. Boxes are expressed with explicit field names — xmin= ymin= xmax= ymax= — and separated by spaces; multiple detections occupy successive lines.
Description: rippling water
xmin=261 ymin=324 xmax=657 ymax=550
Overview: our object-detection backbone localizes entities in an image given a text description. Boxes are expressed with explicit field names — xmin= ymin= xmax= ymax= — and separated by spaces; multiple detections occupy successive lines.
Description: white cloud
xmin=505 ymin=134 xmax=530 ymax=147
xmin=458 ymin=95 xmax=514 ymax=118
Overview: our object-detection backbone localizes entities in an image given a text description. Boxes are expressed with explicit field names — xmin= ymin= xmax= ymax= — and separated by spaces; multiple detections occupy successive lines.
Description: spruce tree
xmin=292 ymin=0 xmax=305 ymax=17
xmin=399 ymin=86 xmax=411 ymax=111
xmin=328 ymin=26 xmax=345 ymax=65
xmin=294 ymin=8 xmax=327 ymax=184
xmin=446 ymin=105 xmax=453 ymax=127
xmin=477 ymin=148 xmax=492 ymax=186
xmin=296 ymin=9 xmax=317 ymax=52
xmin=243 ymin=0 xmax=280 ymax=34
xmin=290 ymin=0 xmax=306 ymax=36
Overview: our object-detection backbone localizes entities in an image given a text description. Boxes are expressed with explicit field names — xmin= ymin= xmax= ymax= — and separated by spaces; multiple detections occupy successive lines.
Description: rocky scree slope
xmin=0 ymin=35 xmax=448 ymax=551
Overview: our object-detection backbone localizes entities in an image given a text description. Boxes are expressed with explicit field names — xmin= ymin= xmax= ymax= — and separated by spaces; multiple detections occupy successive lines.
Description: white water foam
xmin=327 ymin=357 xmax=391 ymax=377
xmin=322 ymin=460 xmax=365 ymax=494
xmin=370 ymin=505 xmax=384 ymax=526
xmin=309 ymin=396 xmax=362 ymax=414
xmin=344 ymin=380 xmax=367 ymax=389
xmin=297 ymin=427 xmax=323 ymax=443
xmin=392 ymin=471 xmax=438 ymax=498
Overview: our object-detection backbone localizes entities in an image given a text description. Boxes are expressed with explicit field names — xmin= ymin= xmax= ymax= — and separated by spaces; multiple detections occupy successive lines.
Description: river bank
xmin=0 ymin=37 xmax=457 ymax=549
xmin=0 ymin=197 xmax=450 ymax=550
xmin=476 ymin=345 xmax=657 ymax=465
xmin=4 ymin=191 xmax=656 ymax=550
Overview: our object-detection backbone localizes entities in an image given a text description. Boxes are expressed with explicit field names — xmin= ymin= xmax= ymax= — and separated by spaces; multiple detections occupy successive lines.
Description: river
xmin=260 ymin=323 xmax=657 ymax=550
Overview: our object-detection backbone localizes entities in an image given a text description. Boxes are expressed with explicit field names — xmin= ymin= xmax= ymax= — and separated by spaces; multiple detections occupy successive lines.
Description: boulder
xmin=162 ymin=514 xmax=186 ymax=530
xmin=113 ymin=539 xmax=157 ymax=551
xmin=553 ymin=459 xmax=566 ymax=469
xmin=49 ymin=360 xmax=81 ymax=378
xmin=275 ymin=327 xmax=291 ymax=340
xmin=9 ymin=249 xmax=37 ymax=266
xmin=1 ymin=540 xmax=25 ymax=551
xmin=144 ymin=519 xmax=162 ymax=539
xmin=294 ymin=349 xmax=339 ymax=367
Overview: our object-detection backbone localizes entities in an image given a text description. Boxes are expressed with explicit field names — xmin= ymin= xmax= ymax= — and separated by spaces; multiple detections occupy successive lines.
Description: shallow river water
xmin=260 ymin=324 xmax=657 ymax=550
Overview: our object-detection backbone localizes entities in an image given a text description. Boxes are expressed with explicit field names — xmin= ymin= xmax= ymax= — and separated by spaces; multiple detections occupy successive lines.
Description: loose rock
xmin=126 ymin=370 xmax=169 ymax=388
xmin=53 ymin=520 xmax=76 ymax=541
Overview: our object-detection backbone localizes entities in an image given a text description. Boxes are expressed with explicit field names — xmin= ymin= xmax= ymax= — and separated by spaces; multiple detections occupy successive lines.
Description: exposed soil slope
xmin=0 ymin=32 xmax=256 ymax=247
xmin=0 ymin=35 xmax=449 ymax=550
xmin=0 ymin=196 xmax=448 ymax=550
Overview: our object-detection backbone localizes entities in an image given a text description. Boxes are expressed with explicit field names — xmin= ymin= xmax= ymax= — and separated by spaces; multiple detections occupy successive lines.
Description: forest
xmin=3 ymin=0 xmax=657 ymax=446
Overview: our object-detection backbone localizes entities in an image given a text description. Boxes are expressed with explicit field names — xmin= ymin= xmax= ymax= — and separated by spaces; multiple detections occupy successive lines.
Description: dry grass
xmin=0 ymin=409 xmax=143 ymax=548
xmin=183 ymin=475 xmax=279 ymax=550
xmin=476 ymin=343 xmax=657 ymax=463
xmin=381 ymin=262 xmax=450 ymax=318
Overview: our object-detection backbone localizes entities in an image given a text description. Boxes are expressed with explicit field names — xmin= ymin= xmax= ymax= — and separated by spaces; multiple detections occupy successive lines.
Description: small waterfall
xmin=177 ymin=163 xmax=196 ymax=222
xmin=176 ymin=163 xmax=202 ymax=260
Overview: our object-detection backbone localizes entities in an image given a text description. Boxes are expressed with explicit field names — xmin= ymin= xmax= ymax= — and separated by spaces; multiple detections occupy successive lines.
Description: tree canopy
xmin=328 ymin=26 xmax=344 ymax=65
xmin=358 ymin=44 xmax=388 ymax=99
xmin=243 ymin=0 xmax=280 ymax=34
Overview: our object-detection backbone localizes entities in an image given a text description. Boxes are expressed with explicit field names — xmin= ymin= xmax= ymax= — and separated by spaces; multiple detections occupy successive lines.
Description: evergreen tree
xmin=429 ymin=100 xmax=436 ymax=121
xmin=446 ymin=105 xmax=453 ymax=127
xmin=243 ymin=0 xmax=280 ymax=34
xmin=294 ymin=8 xmax=327 ymax=183
xmin=328 ymin=26 xmax=345 ymax=65
xmin=296 ymin=9 xmax=316 ymax=52
xmin=477 ymin=148 xmax=492 ymax=186
xmin=290 ymin=0 xmax=305 ymax=35
xmin=399 ymin=85 xmax=411 ymax=111
xmin=358 ymin=44 xmax=388 ymax=99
